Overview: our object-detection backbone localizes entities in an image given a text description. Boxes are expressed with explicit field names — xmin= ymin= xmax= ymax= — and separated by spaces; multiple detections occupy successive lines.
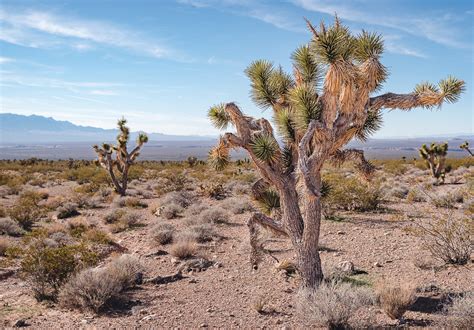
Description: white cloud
xmin=292 ymin=0 xmax=470 ymax=49
xmin=0 ymin=8 xmax=190 ymax=60
xmin=90 ymin=90 xmax=118 ymax=96
xmin=0 ymin=56 xmax=14 ymax=64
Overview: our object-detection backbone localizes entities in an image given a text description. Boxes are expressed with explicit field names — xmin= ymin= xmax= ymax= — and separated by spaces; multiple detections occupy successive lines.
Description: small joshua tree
xmin=93 ymin=118 xmax=148 ymax=196
xmin=460 ymin=141 xmax=473 ymax=157
xmin=207 ymin=17 xmax=464 ymax=288
xmin=419 ymin=143 xmax=450 ymax=184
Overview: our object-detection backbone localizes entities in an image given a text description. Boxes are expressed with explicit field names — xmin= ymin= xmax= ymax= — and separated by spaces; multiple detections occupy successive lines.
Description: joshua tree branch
xmin=369 ymin=92 xmax=440 ymax=111
xmin=331 ymin=148 xmax=375 ymax=179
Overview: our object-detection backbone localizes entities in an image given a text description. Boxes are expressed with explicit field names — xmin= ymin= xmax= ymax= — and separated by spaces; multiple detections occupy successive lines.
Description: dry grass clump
xmin=179 ymin=223 xmax=218 ymax=243
xmin=443 ymin=292 xmax=474 ymax=329
xmin=0 ymin=217 xmax=24 ymax=236
xmin=59 ymin=254 xmax=142 ymax=313
xmin=123 ymin=197 xmax=148 ymax=208
xmin=160 ymin=203 xmax=184 ymax=220
xmin=431 ymin=192 xmax=460 ymax=209
xmin=186 ymin=203 xmax=207 ymax=216
xmin=412 ymin=215 xmax=472 ymax=265
xmin=199 ymin=182 xmax=227 ymax=200
xmin=222 ymin=197 xmax=253 ymax=214
xmin=169 ymin=239 xmax=198 ymax=259
xmin=199 ymin=206 xmax=230 ymax=224
xmin=406 ymin=189 xmax=426 ymax=203
xmin=375 ymin=282 xmax=416 ymax=320
xmin=110 ymin=213 xmax=141 ymax=233
xmin=104 ymin=209 xmax=126 ymax=224
xmin=0 ymin=237 xmax=12 ymax=256
xmin=56 ymin=202 xmax=80 ymax=219
xmin=161 ymin=191 xmax=194 ymax=208
xmin=151 ymin=223 xmax=175 ymax=245
xmin=298 ymin=281 xmax=374 ymax=329
xmin=7 ymin=191 xmax=46 ymax=230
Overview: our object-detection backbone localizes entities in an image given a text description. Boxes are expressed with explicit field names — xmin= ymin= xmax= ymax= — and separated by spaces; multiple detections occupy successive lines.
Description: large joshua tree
xmin=207 ymin=17 xmax=465 ymax=288
xmin=93 ymin=118 xmax=148 ymax=196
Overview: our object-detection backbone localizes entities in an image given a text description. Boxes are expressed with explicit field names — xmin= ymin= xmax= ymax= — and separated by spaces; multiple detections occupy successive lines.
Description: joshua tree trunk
xmin=208 ymin=17 xmax=464 ymax=289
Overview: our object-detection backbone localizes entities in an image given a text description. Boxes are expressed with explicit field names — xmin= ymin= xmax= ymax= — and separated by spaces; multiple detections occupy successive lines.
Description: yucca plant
xmin=419 ymin=143 xmax=450 ymax=184
xmin=93 ymin=118 xmax=148 ymax=196
xmin=208 ymin=17 xmax=465 ymax=288
xmin=460 ymin=141 xmax=473 ymax=157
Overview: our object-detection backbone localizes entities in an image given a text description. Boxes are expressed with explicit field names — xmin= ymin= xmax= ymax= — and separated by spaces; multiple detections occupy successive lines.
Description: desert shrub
xmin=186 ymin=203 xmax=207 ymax=216
xmin=21 ymin=243 xmax=98 ymax=301
xmin=63 ymin=166 xmax=109 ymax=185
xmin=151 ymin=223 xmax=175 ymax=245
xmin=59 ymin=254 xmax=142 ymax=313
xmin=199 ymin=182 xmax=227 ymax=200
xmin=82 ymin=228 xmax=114 ymax=245
xmin=322 ymin=174 xmax=382 ymax=212
xmin=431 ymin=191 xmax=464 ymax=209
xmin=386 ymin=184 xmax=409 ymax=199
xmin=231 ymin=182 xmax=251 ymax=195
xmin=67 ymin=217 xmax=91 ymax=238
xmin=443 ymin=292 xmax=474 ymax=329
xmin=222 ymin=197 xmax=253 ymax=214
xmin=154 ymin=173 xmax=190 ymax=195
xmin=406 ymin=189 xmax=426 ymax=203
xmin=162 ymin=191 xmax=194 ymax=208
xmin=0 ymin=207 xmax=6 ymax=218
xmin=412 ymin=216 xmax=472 ymax=265
xmin=0 ymin=217 xmax=24 ymax=236
xmin=56 ymin=202 xmax=80 ymax=219
xmin=160 ymin=203 xmax=184 ymax=220
xmin=376 ymin=282 xmax=415 ymax=320
xmin=179 ymin=223 xmax=218 ymax=243
xmin=298 ymin=281 xmax=374 ymax=329
xmin=111 ymin=213 xmax=141 ymax=233
xmin=199 ymin=206 xmax=230 ymax=224
xmin=8 ymin=192 xmax=46 ymax=230
xmin=123 ymin=197 xmax=147 ymax=209
xmin=0 ymin=237 xmax=12 ymax=256
xmin=104 ymin=209 xmax=126 ymax=224
xmin=169 ymin=239 xmax=197 ymax=259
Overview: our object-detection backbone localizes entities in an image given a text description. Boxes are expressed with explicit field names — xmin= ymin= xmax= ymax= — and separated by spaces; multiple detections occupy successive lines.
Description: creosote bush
xmin=323 ymin=174 xmax=382 ymax=212
xmin=160 ymin=203 xmax=184 ymax=220
xmin=412 ymin=216 xmax=472 ymax=265
xmin=56 ymin=202 xmax=80 ymax=219
xmin=21 ymin=242 xmax=98 ymax=301
xmin=199 ymin=206 xmax=230 ymax=224
xmin=298 ymin=281 xmax=374 ymax=329
xmin=8 ymin=191 xmax=46 ymax=230
xmin=151 ymin=223 xmax=175 ymax=245
xmin=0 ymin=217 xmax=24 ymax=236
xmin=443 ymin=292 xmax=474 ymax=329
xmin=59 ymin=254 xmax=143 ymax=313
xmin=179 ymin=223 xmax=218 ymax=243
xmin=376 ymin=282 xmax=416 ymax=320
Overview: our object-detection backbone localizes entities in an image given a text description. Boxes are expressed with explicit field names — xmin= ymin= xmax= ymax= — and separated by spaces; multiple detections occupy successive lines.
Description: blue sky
xmin=0 ymin=0 xmax=472 ymax=137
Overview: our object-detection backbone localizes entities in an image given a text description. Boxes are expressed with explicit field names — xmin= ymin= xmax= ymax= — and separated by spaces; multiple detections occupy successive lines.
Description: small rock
xmin=337 ymin=231 xmax=345 ymax=235
xmin=374 ymin=262 xmax=382 ymax=267
xmin=189 ymin=278 xmax=198 ymax=284
xmin=336 ymin=261 xmax=355 ymax=274
xmin=13 ymin=319 xmax=29 ymax=327
xmin=200 ymin=323 xmax=208 ymax=328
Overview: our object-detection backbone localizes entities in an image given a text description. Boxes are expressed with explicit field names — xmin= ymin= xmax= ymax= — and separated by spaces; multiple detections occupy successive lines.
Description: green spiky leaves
xmin=246 ymin=60 xmax=293 ymax=109
xmin=250 ymin=134 xmax=280 ymax=163
xmin=255 ymin=189 xmax=280 ymax=215
xmin=289 ymin=85 xmax=321 ymax=130
xmin=275 ymin=109 xmax=296 ymax=143
xmin=414 ymin=82 xmax=439 ymax=95
xmin=291 ymin=45 xmax=321 ymax=87
xmin=208 ymin=103 xmax=231 ymax=129
xmin=419 ymin=142 xmax=448 ymax=159
xmin=138 ymin=133 xmax=148 ymax=144
xmin=356 ymin=110 xmax=383 ymax=141
xmin=355 ymin=30 xmax=384 ymax=61
xmin=439 ymin=76 xmax=465 ymax=103
xmin=310 ymin=19 xmax=354 ymax=64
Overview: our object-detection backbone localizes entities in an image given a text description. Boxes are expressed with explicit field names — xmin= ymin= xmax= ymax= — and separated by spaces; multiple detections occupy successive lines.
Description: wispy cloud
xmin=0 ymin=56 xmax=14 ymax=64
xmin=0 ymin=8 xmax=190 ymax=61
xmin=292 ymin=0 xmax=471 ymax=49
xmin=384 ymin=35 xmax=427 ymax=58
xmin=90 ymin=90 xmax=118 ymax=96
xmin=177 ymin=0 xmax=303 ymax=32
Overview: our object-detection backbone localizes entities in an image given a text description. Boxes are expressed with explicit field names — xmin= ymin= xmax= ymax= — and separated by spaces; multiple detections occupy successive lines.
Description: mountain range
xmin=0 ymin=113 xmax=214 ymax=143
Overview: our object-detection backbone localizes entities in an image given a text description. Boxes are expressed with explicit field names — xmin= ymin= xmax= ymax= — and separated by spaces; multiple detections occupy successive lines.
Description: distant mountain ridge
xmin=0 ymin=113 xmax=214 ymax=143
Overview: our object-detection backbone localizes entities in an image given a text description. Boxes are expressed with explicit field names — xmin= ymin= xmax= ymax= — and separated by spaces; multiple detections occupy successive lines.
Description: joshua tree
xmin=93 ymin=118 xmax=148 ymax=196
xmin=460 ymin=141 xmax=473 ymax=157
xmin=419 ymin=143 xmax=450 ymax=184
xmin=207 ymin=17 xmax=465 ymax=288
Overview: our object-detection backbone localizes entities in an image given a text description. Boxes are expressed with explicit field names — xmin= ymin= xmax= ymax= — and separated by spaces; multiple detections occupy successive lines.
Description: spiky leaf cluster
xmin=208 ymin=103 xmax=231 ymax=129
xmin=255 ymin=189 xmax=280 ymax=215
xmin=419 ymin=143 xmax=448 ymax=160
xmin=208 ymin=142 xmax=230 ymax=171
xmin=355 ymin=110 xmax=383 ymax=141
xmin=250 ymin=134 xmax=280 ymax=163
